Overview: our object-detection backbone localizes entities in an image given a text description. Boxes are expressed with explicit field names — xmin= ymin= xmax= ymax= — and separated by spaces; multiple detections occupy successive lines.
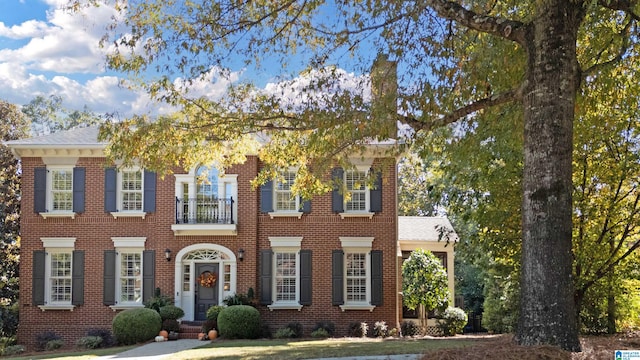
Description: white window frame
xmin=119 ymin=168 xmax=143 ymax=212
xmin=39 ymin=237 xmax=76 ymax=311
xmin=339 ymin=237 xmax=375 ymax=311
xmin=110 ymin=237 xmax=146 ymax=310
xmin=273 ymin=170 xmax=300 ymax=212
xmin=340 ymin=165 xmax=374 ymax=219
xmin=40 ymin=166 xmax=76 ymax=219
xmin=268 ymin=237 xmax=303 ymax=311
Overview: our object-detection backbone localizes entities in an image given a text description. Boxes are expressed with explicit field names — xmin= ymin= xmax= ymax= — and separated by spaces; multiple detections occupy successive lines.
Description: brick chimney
xmin=370 ymin=54 xmax=398 ymax=139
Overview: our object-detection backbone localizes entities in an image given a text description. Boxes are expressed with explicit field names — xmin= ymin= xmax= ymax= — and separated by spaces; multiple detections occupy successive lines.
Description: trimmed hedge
xmin=112 ymin=308 xmax=162 ymax=345
xmin=159 ymin=305 xmax=184 ymax=320
xmin=217 ymin=305 xmax=261 ymax=339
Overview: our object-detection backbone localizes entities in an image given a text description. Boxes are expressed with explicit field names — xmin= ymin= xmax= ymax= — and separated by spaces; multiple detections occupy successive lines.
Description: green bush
xmin=217 ymin=305 xmax=261 ymax=339
xmin=347 ymin=322 xmax=368 ymax=337
xmin=313 ymin=321 xmax=336 ymax=336
xmin=285 ymin=322 xmax=303 ymax=338
xmin=2 ymin=344 xmax=25 ymax=356
xmin=373 ymin=321 xmax=388 ymax=338
xmin=112 ymin=308 xmax=162 ymax=345
xmin=400 ymin=321 xmax=423 ymax=337
xmin=35 ymin=331 xmax=61 ymax=351
xmin=87 ymin=328 xmax=115 ymax=347
xmin=0 ymin=302 xmax=19 ymax=337
xmin=45 ymin=339 xmax=64 ymax=351
xmin=310 ymin=328 xmax=329 ymax=338
xmin=76 ymin=336 xmax=103 ymax=349
xmin=222 ymin=293 xmax=252 ymax=306
xmin=437 ymin=307 xmax=468 ymax=336
xmin=159 ymin=305 xmax=185 ymax=320
xmin=144 ymin=288 xmax=173 ymax=312
xmin=162 ymin=319 xmax=181 ymax=333
xmin=206 ymin=305 xmax=225 ymax=320
xmin=274 ymin=327 xmax=296 ymax=339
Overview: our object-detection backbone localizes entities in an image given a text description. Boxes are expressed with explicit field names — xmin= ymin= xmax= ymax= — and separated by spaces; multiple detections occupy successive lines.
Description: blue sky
xmin=0 ymin=0 xmax=370 ymax=118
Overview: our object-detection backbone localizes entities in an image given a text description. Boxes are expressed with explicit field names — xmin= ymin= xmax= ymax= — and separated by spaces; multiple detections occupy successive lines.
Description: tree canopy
xmin=71 ymin=0 xmax=640 ymax=351
xmin=402 ymin=249 xmax=449 ymax=313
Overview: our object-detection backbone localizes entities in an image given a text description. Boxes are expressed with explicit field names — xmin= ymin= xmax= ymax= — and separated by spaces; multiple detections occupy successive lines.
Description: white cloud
xmin=0 ymin=20 xmax=49 ymax=39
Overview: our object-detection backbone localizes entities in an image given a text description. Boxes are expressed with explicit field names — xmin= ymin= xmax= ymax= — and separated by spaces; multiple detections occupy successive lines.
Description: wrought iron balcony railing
xmin=175 ymin=197 xmax=234 ymax=224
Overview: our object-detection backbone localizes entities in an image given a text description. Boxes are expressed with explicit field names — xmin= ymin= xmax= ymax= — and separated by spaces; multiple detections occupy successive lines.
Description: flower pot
xmin=159 ymin=330 xmax=169 ymax=340
xmin=208 ymin=329 xmax=218 ymax=341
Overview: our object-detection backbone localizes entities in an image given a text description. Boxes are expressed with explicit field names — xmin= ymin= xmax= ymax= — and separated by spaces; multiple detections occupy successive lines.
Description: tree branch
xmin=426 ymin=0 xmax=528 ymax=45
xmin=400 ymin=84 xmax=524 ymax=132
xmin=582 ymin=18 xmax=635 ymax=77
xmin=599 ymin=0 xmax=640 ymax=21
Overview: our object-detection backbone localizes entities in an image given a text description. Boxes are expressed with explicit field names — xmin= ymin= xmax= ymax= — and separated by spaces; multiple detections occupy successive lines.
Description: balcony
xmin=171 ymin=197 xmax=237 ymax=236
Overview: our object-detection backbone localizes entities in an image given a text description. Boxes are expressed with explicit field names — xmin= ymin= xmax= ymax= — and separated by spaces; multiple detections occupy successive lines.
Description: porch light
xmin=238 ymin=248 xmax=245 ymax=261
xmin=165 ymin=248 xmax=172 ymax=261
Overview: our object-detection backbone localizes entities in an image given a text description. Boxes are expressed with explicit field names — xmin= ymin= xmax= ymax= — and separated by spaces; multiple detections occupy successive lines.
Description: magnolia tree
xmin=402 ymin=249 xmax=449 ymax=325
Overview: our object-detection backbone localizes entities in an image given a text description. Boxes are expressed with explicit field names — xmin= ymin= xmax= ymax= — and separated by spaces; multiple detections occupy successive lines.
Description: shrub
xmin=201 ymin=319 xmax=217 ymax=333
xmin=87 ymin=328 xmax=116 ymax=348
xmin=2 ymin=344 xmax=25 ymax=356
xmin=437 ymin=307 xmax=468 ymax=336
xmin=389 ymin=328 xmax=399 ymax=337
xmin=285 ymin=322 xmax=303 ymax=338
xmin=310 ymin=328 xmax=329 ymax=338
xmin=217 ymin=305 xmax=261 ymax=339
xmin=159 ymin=305 xmax=184 ymax=320
xmin=162 ymin=319 xmax=181 ymax=333
xmin=260 ymin=323 xmax=272 ymax=339
xmin=112 ymin=308 xmax=162 ymax=345
xmin=76 ymin=336 xmax=103 ymax=349
xmin=45 ymin=339 xmax=64 ymax=351
xmin=222 ymin=293 xmax=252 ymax=306
xmin=347 ymin=322 xmax=368 ymax=337
xmin=144 ymin=288 xmax=173 ymax=312
xmin=273 ymin=327 xmax=296 ymax=339
xmin=0 ymin=302 xmax=19 ymax=337
xmin=372 ymin=321 xmax=389 ymax=338
xmin=206 ymin=305 xmax=225 ymax=320
xmin=400 ymin=320 xmax=423 ymax=337
xmin=35 ymin=331 xmax=61 ymax=351
xmin=313 ymin=321 xmax=336 ymax=336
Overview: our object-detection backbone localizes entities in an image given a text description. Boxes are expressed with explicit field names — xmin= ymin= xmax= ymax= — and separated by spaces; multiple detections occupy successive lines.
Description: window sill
xmin=339 ymin=212 xmax=374 ymax=219
xmin=39 ymin=212 xmax=76 ymax=219
xmin=109 ymin=304 xmax=144 ymax=311
xmin=38 ymin=305 xmax=75 ymax=311
xmin=339 ymin=304 xmax=376 ymax=312
xmin=110 ymin=212 xmax=146 ymax=219
xmin=268 ymin=212 xmax=303 ymax=219
xmin=267 ymin=303 xmax=303 ymax=311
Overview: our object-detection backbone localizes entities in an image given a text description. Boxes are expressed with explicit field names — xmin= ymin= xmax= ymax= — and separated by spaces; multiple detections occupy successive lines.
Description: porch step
xmin=179 ymin=324 xmax=203 ymax=339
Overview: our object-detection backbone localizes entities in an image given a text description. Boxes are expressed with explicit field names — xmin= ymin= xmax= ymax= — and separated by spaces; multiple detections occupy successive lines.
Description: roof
xmin=398 ymin=216 xmax=459 ymax=242
xmin=4 ymin=126 xmax=103 ymax=146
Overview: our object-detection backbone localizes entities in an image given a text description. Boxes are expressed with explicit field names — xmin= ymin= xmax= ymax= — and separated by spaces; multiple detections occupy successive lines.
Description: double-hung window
xmin=332 ymin=237 xmax=382 ymax=311
xmin=105 ymin=237 xmax=153 ymax=309
xmin=120 ymin=170 xmax=143 ymax=211
xmin=51 ymin=169 xmax=73 ymax=211
xmin=274 ymin=170 xmax=299 ymax=211
xmin=345 ymin=170 xmax=367 ymax=212
xmin=119 ymin=252 xmax=142 ymax=304
xmin=33 ymin=237 xmax=84 ymax=311
xmin=34 ymin=166 xmax=85 ymax=218
xmin=331 ymin=166 xmax=382 ymax=218
xmin=345 ymin=252 xmax=368 ymax=302
xmin=260 ymin=170 xmax=310 ymax=218
xmin=104 ymin=167 xmax=156 ymax=218
xmin=261 ymin=237 xmax=311 ymax=310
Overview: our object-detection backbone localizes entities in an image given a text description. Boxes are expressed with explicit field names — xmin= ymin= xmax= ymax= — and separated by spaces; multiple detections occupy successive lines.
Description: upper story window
xmin=34 ymin=166 xmax=85 ymax=218
xmin=196 ymin=166 xmax=219 ymax=201
xmin=260 ymin=170 xmax=310 ymax=218
xmin=105 ymin=167 xmax=156 ymax=218
xmin=331 ymin=166 xmax=382 ymax=218
xmin=33 ymin=237 xmax=84 ymax=311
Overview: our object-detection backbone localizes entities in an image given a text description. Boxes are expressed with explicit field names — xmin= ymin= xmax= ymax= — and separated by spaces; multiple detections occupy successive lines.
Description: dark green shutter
xmin=103 ymin=250 xmax=116 ymax=305
xmin=104 ymin=168 xmax=117 ymax=212
xmin=332 ymin=250 xmax=344 ymax=305
xmin=72 ymin=250 xmax=84 ymax=305
xmin=331 ymin=168 xmax=344 ymax=213
xmin=34 ymin=167 xmax=47 ymax=213
xmin=260 ymin=180 xmax=274 ymax=212
xmin=142 ymin=250 xmax=155 ymax=303
xmin=143 ymin=170 xmax=156 ymax=212
xmin=370 ymin=250 xmax=383 ymax=306
xmin=73 ymin=167 xmax=85 ymax=213
xmin=369 ymin=171 xmax=383 ymax=213
xmin=33 ymin=250 xmax=46 ymax=305
xmin=260 ymin=249 xmax=273 ymax=304
xmin=299 ymin=250 xmax=312 ymax=305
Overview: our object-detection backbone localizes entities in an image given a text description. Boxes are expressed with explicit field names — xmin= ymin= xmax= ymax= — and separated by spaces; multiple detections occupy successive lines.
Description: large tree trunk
xmin=516 ymin=1 xmax=582 ymax=352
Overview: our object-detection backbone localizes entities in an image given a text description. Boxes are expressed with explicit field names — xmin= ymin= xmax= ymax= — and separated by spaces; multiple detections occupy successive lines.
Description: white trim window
xmin=275 ymin=252 xmax=298 ymax=302
xmin=50 ymin=168 xmax=73 ymax=212
xmin=345 ymin=169 xmax=368 ymax=212
xmin=118 ymin=252 xmax=142 ymax=304
xmin=48 ymin=252 xmax=73 ymax=304
xmin=119 ymin=169 xmax=143 ymax=212
xmin=274 ymin=170 xmax=299 ymax=212
xmin=37 ymin=237 xmax=79 ymax=311
xmin=345 ymin=252 xmax=368 ymax=303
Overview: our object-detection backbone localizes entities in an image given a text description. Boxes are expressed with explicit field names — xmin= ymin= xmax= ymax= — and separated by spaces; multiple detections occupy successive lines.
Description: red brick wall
xmin=16 ymin=155 xmax=398 ymax=348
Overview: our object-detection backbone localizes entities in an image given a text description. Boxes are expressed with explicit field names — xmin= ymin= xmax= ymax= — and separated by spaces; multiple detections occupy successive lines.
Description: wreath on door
xmin=198 ymin=271 xmax=217 ymax=288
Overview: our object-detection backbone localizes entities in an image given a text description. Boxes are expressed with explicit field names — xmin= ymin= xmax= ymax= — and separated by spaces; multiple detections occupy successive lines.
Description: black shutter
xmin=370 ymin=170 xmax=383 ymax=213
xmin=143 ymin=170 xmax=156 ymax=212
xmin=34 ymin=167 xmax=47 ymax=213
xmin=260 ymin=249 xmax=273 ymax=304
xmin=260 ymin=180 xmax=274 ymax=212
xmin=104 ymin=167 xmax=117 ymax=212
xmin=73 ymin=167 xmax=86 ymax=213
xmin=33 ymin=250 xmax=46 ymax=305
xmin=103 ymin=250 xmax=116 ymax=305
xmin=332 ymin=250 xmax=344 ymax=305
xmin=331 ymin=168 xmax=344 ymax=213
xmin=299 ymin=250 xmax=312 ymax=305
xmin=142 ymin=250 xmax=155 ymax=303
xmin=72 ymin=250 xmax=84 ymax=305
xmin=301 ymin=199 xmax=311 ymax=213
xmin=370 ymin=250 xmax=383 ymax=306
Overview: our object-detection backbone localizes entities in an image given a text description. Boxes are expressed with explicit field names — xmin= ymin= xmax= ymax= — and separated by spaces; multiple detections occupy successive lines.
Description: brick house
xmin=6 ymin=126 xmax=404 ymax=347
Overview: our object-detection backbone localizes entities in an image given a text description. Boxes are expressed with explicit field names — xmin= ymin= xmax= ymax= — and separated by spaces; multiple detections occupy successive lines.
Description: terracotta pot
xmin=159 ymin=330 xmax=169 ymax=339
xmin=208 ymin=329 xmax=218 ymax=340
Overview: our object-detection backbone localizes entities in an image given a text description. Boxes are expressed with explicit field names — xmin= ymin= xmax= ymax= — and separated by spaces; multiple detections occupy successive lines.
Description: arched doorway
xmin=174 ymin=244 xmax=237 ymax=321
